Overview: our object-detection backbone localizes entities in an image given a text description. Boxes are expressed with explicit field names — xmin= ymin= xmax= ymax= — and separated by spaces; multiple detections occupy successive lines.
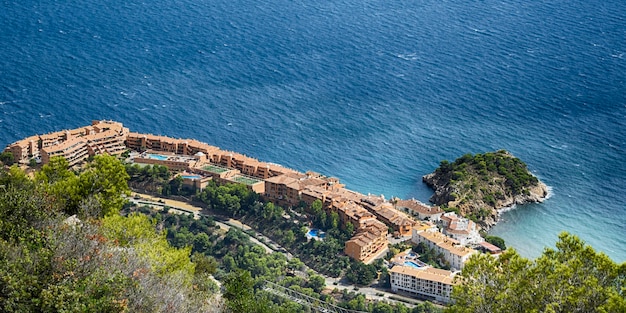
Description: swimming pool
xmin=307 ymin=229 xmax=326 ymax=239
xmin=404 ymin=261 xmax=422 ymax=269
xmin=147 ymin=154 xmax=169 ymax=161
xmin=181 ymin=175 xmax=201 ymax=180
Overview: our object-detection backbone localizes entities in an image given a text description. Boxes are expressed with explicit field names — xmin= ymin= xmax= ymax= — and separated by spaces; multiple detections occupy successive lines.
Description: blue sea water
xmin=1 ymin=0 xmax=625 ymax=261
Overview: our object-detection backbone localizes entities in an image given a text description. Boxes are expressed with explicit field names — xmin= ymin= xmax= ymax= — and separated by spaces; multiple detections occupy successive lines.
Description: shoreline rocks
xmin=422 ymin=151 xmax=549 ymax=229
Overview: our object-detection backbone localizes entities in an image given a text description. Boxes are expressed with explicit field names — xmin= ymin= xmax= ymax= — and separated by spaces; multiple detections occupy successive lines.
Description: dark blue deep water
xmin=1 ymin=0 xmax=625 ymax=261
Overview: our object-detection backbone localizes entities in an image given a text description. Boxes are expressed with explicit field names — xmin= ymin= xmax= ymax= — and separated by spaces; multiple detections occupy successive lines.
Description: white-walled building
xmin=412 ymin=229 xmax=478 ymax=271
xmin=390 ymin=265 xmax=457 ymax=303
xmin=411 ymin=221 xmax=438 ymax=237
xmin=395 ymin=199 xmax=444 ymax=221
xmin=440 ymin=212 xmax=483 ymax=245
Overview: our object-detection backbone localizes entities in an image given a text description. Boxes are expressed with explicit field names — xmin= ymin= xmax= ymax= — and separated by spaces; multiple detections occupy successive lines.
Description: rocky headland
xmin=423 ymin=150 xmax=548 ymax=228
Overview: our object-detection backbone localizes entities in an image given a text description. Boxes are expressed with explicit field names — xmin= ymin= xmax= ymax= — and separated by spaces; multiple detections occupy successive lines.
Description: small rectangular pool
xmin=147 ymin=154 xmax=169 ymax=161
xmin=404 ymin=261 xmax=422 ymax=269
xmin=181 ymin=175 xmax=201 ymax=180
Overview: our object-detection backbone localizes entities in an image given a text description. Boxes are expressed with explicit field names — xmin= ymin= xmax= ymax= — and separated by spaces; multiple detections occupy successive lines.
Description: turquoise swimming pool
xmin=307 ymin=229 xmax=326 ymax=239
xmin=147 ymin=154 xmax=169 ymax=161
xmin=181 ymin=175 xmax=201 ymax=180
xmin=404 ymin=261 xmax=423 ymax=269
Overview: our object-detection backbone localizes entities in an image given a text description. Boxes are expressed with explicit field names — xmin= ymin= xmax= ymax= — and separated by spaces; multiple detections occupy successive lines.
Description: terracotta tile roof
xmin=417 ymin=231 xmax=477 ymax=257
xmin=390 ymin=266 xmax=457 ymax=285
xmin=396 ymin=199 xmax=443 ymax=215
xmin=41 ymin=137 xmax=86 ymax=153
xmin=479 ymin=241 xmax=502 ymax=252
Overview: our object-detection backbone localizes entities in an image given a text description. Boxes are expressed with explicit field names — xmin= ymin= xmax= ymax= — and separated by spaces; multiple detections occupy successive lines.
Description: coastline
xmin=488 ymin=182 xmax=550 ymax=229
xmin=4 ymin=120 xmax=426 ymax=264
xmin=6 ymin=121 xmax=625 ymax=263
xmin=422 ymin=153 xmax=550 ymax=230
xmin=496 ymin=183 xmax=551 ymax=216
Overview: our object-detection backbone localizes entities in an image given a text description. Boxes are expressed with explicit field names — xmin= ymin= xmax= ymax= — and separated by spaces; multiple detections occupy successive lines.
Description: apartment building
xmin=329 ymin=200 xmax=377 ymax=230
xmin=412 ymin=230 xmax=478 ymax=271
xmin=360 ymin=195 xmax=416 ymax=236
xmin=263 ymin=172 xmax=341 ymax=208
xmin=440 ymin=212 xmax=483 ymax=245
xmin=5 ymin=120 xmax=128 ymax=164
xmin=324 ymin=187 xmax=364 ymax=207
xmin=41 ymin=138 xmax=90 ymax=167
xmin=412 ymin=221 xmax=438 ymax=234
xmin=395 ymin=199 xmax=444 ymax=221
xmin=478 ymin=241 xmax=502 ymax=255
xmin=125 ymin=132 xmax=298 ymax=180
xmin=5 ymin=135 xmax=40 ymax=163
xmin=344 ymin=219 xmax=388 ymax=263
xmin=39 ymin=131 xmax=67 ymax=149
xmin=86 ymin=128 xmax=129 ymax=156
xmin=125 ymin=133 xmax=181 ymax=153
xmin=263 ymin=172 xmax=307 ymax=207
xmin=390 ymin=266 xmax=457 ymax=304
xmin=300 ymin=185 xmax=332 ymax=207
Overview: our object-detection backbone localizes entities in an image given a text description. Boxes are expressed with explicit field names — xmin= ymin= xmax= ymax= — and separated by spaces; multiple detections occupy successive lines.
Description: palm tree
xmin=391 ymin=197 xmax=398 ymax=210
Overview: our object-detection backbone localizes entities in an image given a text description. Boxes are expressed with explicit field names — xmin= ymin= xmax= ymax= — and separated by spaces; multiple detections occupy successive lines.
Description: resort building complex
xmin=387 ymin=227 xmax=464 ymax=304
xmin=4 ymin=121 xmax=480 ymax=268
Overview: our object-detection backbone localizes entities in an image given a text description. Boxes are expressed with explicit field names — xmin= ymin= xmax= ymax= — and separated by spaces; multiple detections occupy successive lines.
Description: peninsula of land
xmin=422 ymin=150 xmax=548 ymax=228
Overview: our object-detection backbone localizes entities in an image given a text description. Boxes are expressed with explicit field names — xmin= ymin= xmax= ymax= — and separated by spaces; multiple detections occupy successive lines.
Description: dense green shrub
xmin=437 ymin=150 xmax=539 ymax=196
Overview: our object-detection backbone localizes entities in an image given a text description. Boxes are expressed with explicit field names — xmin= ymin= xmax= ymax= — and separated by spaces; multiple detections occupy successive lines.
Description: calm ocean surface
xmin=1 ymin=0 xmax=625 ymax=261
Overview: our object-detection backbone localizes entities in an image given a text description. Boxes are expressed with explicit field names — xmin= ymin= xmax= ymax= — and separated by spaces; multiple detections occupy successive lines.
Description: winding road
xmin=127 ymin=192 xmax=427 ymax=308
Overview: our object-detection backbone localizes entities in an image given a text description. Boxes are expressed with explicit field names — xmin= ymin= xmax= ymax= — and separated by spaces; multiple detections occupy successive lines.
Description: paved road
xmin=128 ymin=193 xmax=425 ymax=308
xmin=129 ymin=193 xmax=276 ymax=253
xmin=323 ymin=276 xmax=425 ymax=308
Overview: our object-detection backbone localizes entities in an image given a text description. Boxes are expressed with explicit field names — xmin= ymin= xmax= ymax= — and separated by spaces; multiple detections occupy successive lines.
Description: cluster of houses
xmin=386 ymin=217 xmax=504 ymax=304
xmin=5 ymin=120 xmax=503 ymax=304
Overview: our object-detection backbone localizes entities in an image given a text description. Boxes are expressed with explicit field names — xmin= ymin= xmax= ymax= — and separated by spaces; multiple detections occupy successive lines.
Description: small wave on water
xmin=544 ymin=185 xmax=554 ymax=201
xmin=0 ymin=0 xmax=624 ymax=261
xmin=497 ymin=204 xmax=517 ymax=216
xmin=496 ymin=183 xmax=553 ymax=217
xmin=396 ymin=52 xmax=418 ymax=61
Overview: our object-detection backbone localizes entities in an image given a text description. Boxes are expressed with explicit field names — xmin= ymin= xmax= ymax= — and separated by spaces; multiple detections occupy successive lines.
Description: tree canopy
xmin=36 ymin=155 xmax=130 ymax=216
xmin=425 ymin=150 xmax=546 ymax=226
xmin=346 ymin=261 xmax=379 ymax=286
xmin=0 ymin=151 xmax=14 ymax=166
xmin=0 ymin=159 xmax=221 ymax=313
xmin=435 ymin=150 xmax=539 ymax=196
xmin=484 ymin=235 xmax=506 ymax=250
xmin=447 ymin=232 xmax=625 ymax=313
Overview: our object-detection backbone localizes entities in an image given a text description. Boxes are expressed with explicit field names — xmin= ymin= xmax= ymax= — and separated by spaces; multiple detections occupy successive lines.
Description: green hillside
xmin=423 ymin=150 xmax=547 ymax=226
